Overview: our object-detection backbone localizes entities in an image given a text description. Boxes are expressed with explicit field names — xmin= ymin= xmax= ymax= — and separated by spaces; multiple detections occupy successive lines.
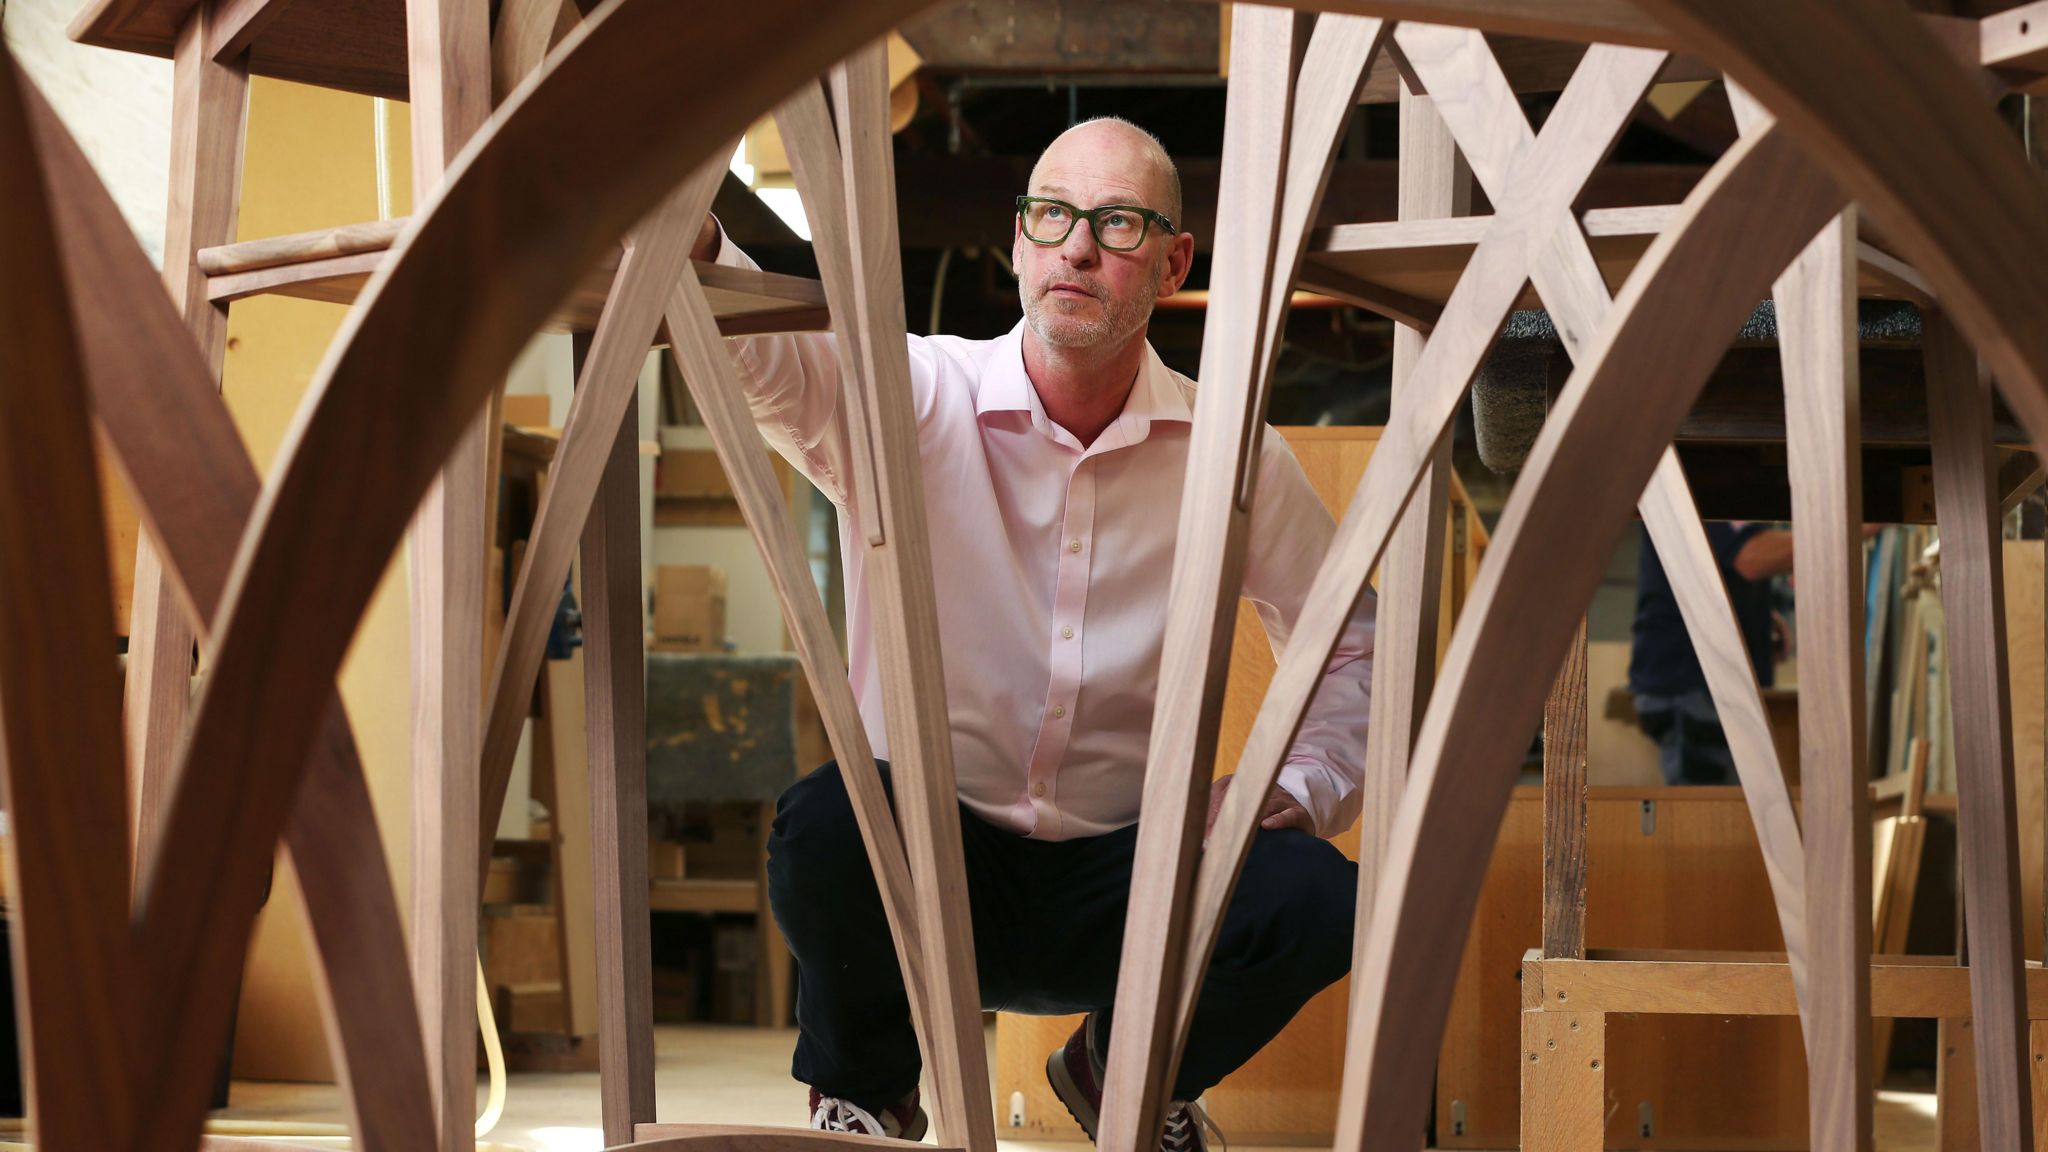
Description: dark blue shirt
xmin=1628 ymin=522 xmax=1776 ymax=698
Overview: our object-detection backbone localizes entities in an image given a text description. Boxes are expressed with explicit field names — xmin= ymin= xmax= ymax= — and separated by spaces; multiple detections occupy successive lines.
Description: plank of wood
xmin=128 ymin=0 xmax=930 ymax=1145
xmin=1360 ymin=82 xmax=1458 ymax=938
xmin=1519 ymin=1009 xmax=1604 ymax=1152
xmin=1774 ymin=208 xmax=1874 ymax=1148
xmin=405 ymin=4 xmax=493 ymax=1148
xmin=127 ymin=0 xmax=248 ymax=888
xmin=1927 ymin=306 xmax=2036 ymax=1146
xmin=477 ymin=170 xmax=715 ymax=885
xmin=1167 ymin=14 xmax=1397 ymax=1074
xmin=491 ymin=0 xmax=564 ymax=102
xmin=1395 ymin=26 xmax=1810 ymax=1015
xmin=23 ymin=72 xmax=436 ymax=1152
xmin=0 ymin=50 xmax=137 ymax=1152
xmin=194 ymin=216 xmax=404 ymax=275
xmin=540 ymin=646 xmax=598 ymax=1042
xmin=1102 ymin=13 xmax=1308 ymax=1151
xmin=1541 ymin=619 xmax=1590 ymax=961
xmin=1339 ymin=120 xmax=1844 ymax=1152
xmin=577 ymin=344 xmax=656 ymax=1144
xmin=206 ymin=0 xmax=298 ymax=61
xmin=827 ymin=43 xmax=993 ymax=1151
xmin=1525 ymin=949 xmax=2048 ymax=1018
xmin=1940 ymin=1017 xmax=1984 ymax=1152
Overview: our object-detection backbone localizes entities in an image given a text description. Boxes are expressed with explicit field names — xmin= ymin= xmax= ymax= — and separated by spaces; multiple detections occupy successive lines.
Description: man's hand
xmin=1205 ymin=773 xmax=1314 ymax=841
xmin=691 ymin=214 xmax=721 ymax=263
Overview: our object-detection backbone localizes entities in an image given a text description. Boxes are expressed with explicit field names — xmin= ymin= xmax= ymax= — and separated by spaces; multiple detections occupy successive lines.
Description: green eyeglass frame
xmin=1016 ymin=195 xmax=1175 ymax=251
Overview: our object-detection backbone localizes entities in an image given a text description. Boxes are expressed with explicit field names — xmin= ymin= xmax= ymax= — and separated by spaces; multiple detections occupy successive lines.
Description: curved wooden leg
xmin=1357 ymin=83 xmax=1460 ymax=938
xmin=1099 ymin=12 xmax=1316 ymax=1150
xmin=22 ymin=71 xmax=438 ymax=1152
xmin=0 ymin=50 xmax=138 ymax=1152
xmin=1186 ymin=35 xmax=1661 ymax=1065
xmin=1393 ymin=24 xmax=1811 ymax=1015
xmin=120 ymin=1 xmax=930 ymax=1142
xmin=1777 ymin=208 xmax=1872 ymax=1152
xmin=826 ymin=44 xmax=994 ymax=1151
xmin=1340 ymin=122 xmax=1844 ymax=1152
xmin=476 ymin=169 xmax=717 ymax=882
xmin=1926 ymin=308 xmax=2034 ymax=1147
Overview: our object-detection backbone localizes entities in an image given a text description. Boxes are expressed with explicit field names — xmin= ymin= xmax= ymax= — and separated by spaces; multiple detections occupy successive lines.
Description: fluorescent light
xmin=729 ymin=139 xmax=755 ymax=187
xmin=754 ymin=187 xmax=813 ymax=241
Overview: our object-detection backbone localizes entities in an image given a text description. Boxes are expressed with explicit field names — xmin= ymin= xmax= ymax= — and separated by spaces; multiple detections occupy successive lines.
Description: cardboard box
xmin=657 ymin=449 xmax=735 ymax=500
xmin=654 ymin=565 xmax=727 ymax=652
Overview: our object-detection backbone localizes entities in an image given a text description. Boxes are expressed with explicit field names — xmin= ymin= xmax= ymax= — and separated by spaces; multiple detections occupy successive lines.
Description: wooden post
xmin=1520 ymin=1005 xmax=1605 ymax=1152
xmin=582 ymin=373 xmax=655 ymax=1144
xmin=128 ymin=0 xmax=248 ymax=879
xmin=404 ymin=1 xmax=492 ymax=1148
xmin=1541 ymin=621 xmax=1590 ymax=963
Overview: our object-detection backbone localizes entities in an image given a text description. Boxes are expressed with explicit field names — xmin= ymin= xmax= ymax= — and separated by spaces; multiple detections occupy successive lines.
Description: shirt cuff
xmin=1276 ymin=758 xmax=1343 ymax=839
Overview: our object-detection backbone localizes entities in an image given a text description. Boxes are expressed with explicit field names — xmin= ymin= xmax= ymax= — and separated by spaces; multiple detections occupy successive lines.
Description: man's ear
xmin=1157 ymin=231 xmax=1196 ymax=298
xmin=1011 ymin=214 xmax=1025 ymax=277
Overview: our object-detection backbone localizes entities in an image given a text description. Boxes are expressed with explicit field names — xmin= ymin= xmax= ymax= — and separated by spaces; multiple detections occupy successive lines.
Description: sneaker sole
xmin=1044 ymin=1046 xmax=1100 ymax=1142
xmin=898 ymin=1108 xmax=931 ymax=1143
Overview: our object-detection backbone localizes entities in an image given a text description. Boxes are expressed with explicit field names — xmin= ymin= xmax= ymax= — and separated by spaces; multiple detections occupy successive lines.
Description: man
xmin=1628 ymin=522 xmax=1791 ymax=784
xmin=693 ymin=118 xmax=1373 ymax=1151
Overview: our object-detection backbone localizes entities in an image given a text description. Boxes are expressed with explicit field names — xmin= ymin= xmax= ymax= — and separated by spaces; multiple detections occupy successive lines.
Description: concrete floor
xmin=220 ymin=1023 xmax=1947 ymax=1151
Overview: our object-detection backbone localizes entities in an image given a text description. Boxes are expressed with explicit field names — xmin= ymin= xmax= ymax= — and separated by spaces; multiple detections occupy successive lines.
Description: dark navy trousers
xmin=765 ymin=761 xmax=1357 ymax=1110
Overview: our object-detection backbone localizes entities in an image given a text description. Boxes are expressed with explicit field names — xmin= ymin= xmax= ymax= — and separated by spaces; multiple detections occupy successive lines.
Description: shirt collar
xmin=980 ymin=322 xmax=1194 ymax=449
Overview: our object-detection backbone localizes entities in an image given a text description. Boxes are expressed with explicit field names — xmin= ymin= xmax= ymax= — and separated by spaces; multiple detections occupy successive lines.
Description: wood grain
xmin=1927 ymin=306 xmax=2035 ymax=1147
xmin=21 ymin=68 xmax=436 ymax=1152
xmin=1338 ymin=121 xmax=1843 ymax=1152
xmin=125 ymin=1 xmax=930 ymax=1145
xmin=1519 ymin=1009 xmax=1604 ymax=1152
xmin=1359 ymin=82 xmax=1457 ymax=939
xmin=1400 ymin=27 xmax=1812 ymax=1021
xmin=828 ymin=43 xmax=993 ymax=1150
xmin=127 ymin=0 xmax=248 ymax=889
xmin=404 ymin=3 xmax=493 ymax=1147
xmin=1776 ymin=209 xmax=1872 ymax=1151
xmin=1541 ymin=619 xmax=1589 ymax=961
xmin=1527 ymin=949 xmax=2048 ymax=1018
xmin=1102 ymin=13 xmax=1306 ymax=1151
xmin=477 ymin=170 xmax=715 ymax=884
xmin=0 ymin=50 xmax=137 ymax=1152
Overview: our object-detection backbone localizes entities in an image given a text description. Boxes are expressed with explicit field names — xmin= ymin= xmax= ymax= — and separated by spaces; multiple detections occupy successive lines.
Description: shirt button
xmin=1068 ymin=539 xmax=1082 ymax=553
xmin=1053 ymin=705 xmax=1067 ymax=719
xmin=1061 ymin=625 xmax=1074 ymax=639
xmin=1032 ymin=782 xmax=1047 ymax=798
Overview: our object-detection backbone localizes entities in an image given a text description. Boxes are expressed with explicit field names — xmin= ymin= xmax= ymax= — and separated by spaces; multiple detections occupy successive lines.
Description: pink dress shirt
xmin=717 ymin=243 xmax=1375 ymax=840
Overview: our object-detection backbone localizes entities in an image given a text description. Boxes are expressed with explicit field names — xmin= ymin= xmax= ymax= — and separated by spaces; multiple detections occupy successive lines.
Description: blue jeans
xmin=1634 ymin=688 xmax=1738 ymax=785
xmin=765 ymin=761 xmax=1357 ymax=1110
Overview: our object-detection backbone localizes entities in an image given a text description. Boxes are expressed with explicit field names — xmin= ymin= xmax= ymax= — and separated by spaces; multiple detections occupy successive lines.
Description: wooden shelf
xmin=648 ymin=877 xmax=759 ymax=915
xmin=1301 ymin=205 xmax=1934 ymax=323
xmin=72 ymin=0 xmax=414 ymax=100
xmin=197 ymin=218 xmax=830 ymax=336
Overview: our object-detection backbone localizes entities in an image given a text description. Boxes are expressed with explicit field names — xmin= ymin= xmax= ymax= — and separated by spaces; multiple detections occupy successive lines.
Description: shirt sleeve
xmin=711 ymin=229 xmax=859 ymax=507
xmin=1238 ymin=429 xmax=1376 ymax=838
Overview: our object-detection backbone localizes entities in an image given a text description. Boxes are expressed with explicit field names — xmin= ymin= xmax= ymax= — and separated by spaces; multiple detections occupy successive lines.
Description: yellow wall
xmin=225 ymin=77 xmax=415 ymax=1083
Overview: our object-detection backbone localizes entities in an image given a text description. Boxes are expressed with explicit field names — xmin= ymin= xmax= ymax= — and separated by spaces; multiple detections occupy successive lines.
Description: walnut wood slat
xmin=0 ymin=51 xmax=138 ymax=1152
xmin=21 ymin=69 xmax=437 ymax=1152
xmin=1359 ymin=81 xmax=1458 ymax=937
xmin=1101 ymin=12 xmax=1311 ymax=1151
xmin=127 ymin=0 xmax=249 ymax=890
xmin=121 ymin=2 xmax=929 ymax=1147
xmin=1777 ymin=208 xmax=1873 ymax=1151
xmin=1398 ymin=26 xmax=1811 ymax=1012
xmin=1926 ymin=308 xmax=2035 ymax=1148
xmin=475 ymin=171 xmax=716 ymax=884
xmin=1341 ymin=120 xmax=1844 ymax=1152
xmin=828 ymin=43 xmax=994 ymax=1150
xmin=1161 ymin=5 xmax=1388 ymax=1069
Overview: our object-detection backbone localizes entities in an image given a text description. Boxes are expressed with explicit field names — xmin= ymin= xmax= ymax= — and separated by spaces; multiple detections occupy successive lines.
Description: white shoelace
xmin=1163 ymin=1100 xmax=1226 ymax=1152
xmin=812 ymin=1097 xmax=890 ymax=1136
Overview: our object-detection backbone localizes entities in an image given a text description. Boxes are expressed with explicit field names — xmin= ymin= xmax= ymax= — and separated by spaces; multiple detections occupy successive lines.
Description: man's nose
xmin=1059 ymin=218 xmax=1101 ymax=266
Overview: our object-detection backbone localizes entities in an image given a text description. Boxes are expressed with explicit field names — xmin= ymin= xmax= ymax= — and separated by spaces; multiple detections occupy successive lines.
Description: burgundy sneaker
xmin=807 ymin=1086 xmax=929 ymax=1141
xmin=1046 ymin=1015 xmax=1225 ymax=1152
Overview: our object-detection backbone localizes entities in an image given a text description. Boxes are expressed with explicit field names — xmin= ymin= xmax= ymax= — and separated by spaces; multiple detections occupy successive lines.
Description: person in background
xmin=1628 ymin=522 xmax=1792 ymax=785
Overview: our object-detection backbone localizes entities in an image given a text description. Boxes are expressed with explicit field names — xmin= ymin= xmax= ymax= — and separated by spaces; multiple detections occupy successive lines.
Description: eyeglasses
xmin=1016 ymin=195 xmax=1175 ymax=251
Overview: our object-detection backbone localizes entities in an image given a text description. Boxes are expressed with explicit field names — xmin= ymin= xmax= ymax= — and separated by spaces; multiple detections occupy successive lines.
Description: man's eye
xmin=1042 ymin=204 xmax=1068 ymax=220
xmin=1102 ymin=211 xmax=1134 ymax=230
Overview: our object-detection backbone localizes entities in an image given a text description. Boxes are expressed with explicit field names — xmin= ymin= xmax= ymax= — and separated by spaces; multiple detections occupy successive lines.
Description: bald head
xmin=1028 ymin=117 xmax=1182 ymax=231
